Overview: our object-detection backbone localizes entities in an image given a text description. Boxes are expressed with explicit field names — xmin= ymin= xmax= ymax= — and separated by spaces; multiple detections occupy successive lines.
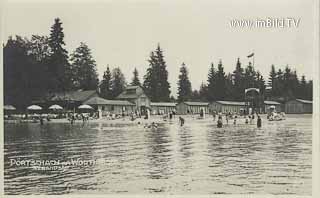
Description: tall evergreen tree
xmin=47 ymin=18 xmax=72 ymax=92
xmin=268 ymin=64 xmax=277 ymax=96
xmin=70 ymin=42 xmax=99 ymax=90
xmin=100 ymin=66 xmax=112 ymax=99
xmin=155 ymin=44 xmax=171 ymax=101
xmin=143 ymin=44 xmax=171 ymax=102
xmin=177 ymin=62 xmax=192 ymax=102
xmin=207 ymin=63 xmax=216 ymax=101
xmin=215 ymin=60 xmax=226 ymax=100
xmin=111 ymin=67 xmax=126 ymax=98
xmin=199 ymin=82 xmax=208 ymax=101
xmin=274 ymin=69 xmax=284 ymax=97
xmin=143 ymin=51 xmax=159 ymax=101
xmin=244 ymin=62 xmax=256 ymax=88
xmin=131 ymin=67 xmax=141 ymax=86
xmin=233 ymin=58 xmax=245 ymax=101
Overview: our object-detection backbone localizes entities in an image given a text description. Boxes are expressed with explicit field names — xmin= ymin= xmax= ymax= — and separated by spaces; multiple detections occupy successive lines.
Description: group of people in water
xmin=214 ymin=111 xmax=262 ymax=128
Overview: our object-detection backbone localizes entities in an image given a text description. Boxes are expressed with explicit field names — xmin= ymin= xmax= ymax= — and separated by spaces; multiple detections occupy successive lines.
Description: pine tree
xmin=143 ymin=44 xmax=171 ymax=102
xmin=199 ymin=82 xmax=208 ymax=101
xmin=100 ymin=66 xmax=112 ymax=99
xmin=177 ymin=62 xmax=192 ymax=102
xmin=111 ymin=67 xmax=126 ymax=98
xmin=207 ymin=63 xmax=216 ymax=101
xmin=268 ymin=64 xmax=277 ymax=96
xmin=233 ymin=58 xmax=245 ymax=101
xmin=274 ymin=69 xmax=284 ymax=97
xmin=131 ymin=67 xmax=141 ymax=86
xmin=244 ymin=62 xmax=256 ymax=88
xmin=143 ymin=51 xmax=159 ymax=101
xmin=225 ymin=73 xmax=234 ymax=100
xmin=155 ymin=44 xmax=171 ymax=101
xmin=299 ymin=75 xmax=307 ymax=99
xmin=215 ymin=60 xmax=226 ymax=100
xmin=47 ymin=18 xmax=72 ymax=92
xmin=70 ymin=42 xmax=99 ymax=90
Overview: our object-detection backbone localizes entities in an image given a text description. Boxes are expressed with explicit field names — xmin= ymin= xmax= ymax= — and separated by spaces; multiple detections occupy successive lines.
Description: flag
xmin=247 ymin=53 xmax=254 ymax=58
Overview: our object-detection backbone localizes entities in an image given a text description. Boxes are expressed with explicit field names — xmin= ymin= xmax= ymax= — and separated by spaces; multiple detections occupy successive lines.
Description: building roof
xmin=48 ymin=90 xmax=97 ymax=102
xmin=117 ymin=93 xmax=144 ymax=99
xmin=126 ymin=85 xmax=140 ymax=90
xmin=295 ymin=99 xmax=313 ymax=104
xmin=150 ymin=102 xmax=177 ymax=107
xmin=264 ymin=100 xmax=281 ymax=105
xmin=84 ymin=97 xmax=135 ymax=106
xmin=183 ymin=102 xmax=209 ymax=106
xmin=116 ymin=86 xmax=146 ymax=99
xmin=215 ymin=101 xmax=245 ymax=106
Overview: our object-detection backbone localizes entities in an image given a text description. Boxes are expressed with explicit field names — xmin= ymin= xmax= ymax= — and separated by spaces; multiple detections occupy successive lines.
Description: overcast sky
xmin=3 ymin=0 xmax=316 ymax=96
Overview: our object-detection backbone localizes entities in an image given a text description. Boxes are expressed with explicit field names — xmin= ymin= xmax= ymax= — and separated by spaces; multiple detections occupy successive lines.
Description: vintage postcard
xmin=1 ymin=0 xmax=319 ymax=197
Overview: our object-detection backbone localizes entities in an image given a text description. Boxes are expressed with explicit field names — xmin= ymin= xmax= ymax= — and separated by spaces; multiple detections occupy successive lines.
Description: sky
xmin=2 ymin=0 xmax=316 ymax=97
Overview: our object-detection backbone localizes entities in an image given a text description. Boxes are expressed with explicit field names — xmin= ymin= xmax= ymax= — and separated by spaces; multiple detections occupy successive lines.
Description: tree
xmin=177 ymin=62 xmax=192 ymax=102
xmin=143 ymin=44 xmax=171 ymax=101
xmin=111 ymin=67 xmax=126 ymax=98
xmin=207 ymin=63 xmax=216 ymax=101
xmin=70 ymin=42 xmax=99 ymax=90
xmin=199 ymin=82 xmax=208 ymax=102
xmin=3 ymin=36 xmax=47 ymax=109
xmin=233 ymin=58 xmax=245 ymax=101
xmin=131 ymin=67 xmax=141 ymax=86
xmin=155 ymin=44 xmax=171 ymax=101
xmin=244 ymin=62 xmax=256 ymax=88
xmin=143 ymin=51 xmax=159 ymax=101
xmin=100 ymin=66 xmax=112 ymax=99
xmin=215 ymin=60 xmax=226 ymax=100
xmin=47 ymin=18 xmax=72 ymax=92
xmin=268 ymin=64 xmax=277 ymax=96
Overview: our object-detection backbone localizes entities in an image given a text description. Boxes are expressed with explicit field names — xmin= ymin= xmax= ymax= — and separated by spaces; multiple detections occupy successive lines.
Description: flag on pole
xmin=247 ymin=53 xmax=254 ymax=58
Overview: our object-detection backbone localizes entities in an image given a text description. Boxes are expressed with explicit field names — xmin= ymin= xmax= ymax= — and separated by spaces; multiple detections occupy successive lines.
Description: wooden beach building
xmin=116 ymin=86 xmax=151 ymax=113
xmin=264 ymin=100 xmax=282 ymax=113
xmin=209 ymin=101 xmax=245 ymax=114
xmin=84 ymin=96 xmax=135 ymax=116
xmin=32 ymin=90 xmax=99 ymax=110
xmin=176 ymin=102 xmax=209 ymax=115
xmin=150 ymin=102 xmax=177 ymax=115
xmin=285 ymin=99 xmax=313 ymax=114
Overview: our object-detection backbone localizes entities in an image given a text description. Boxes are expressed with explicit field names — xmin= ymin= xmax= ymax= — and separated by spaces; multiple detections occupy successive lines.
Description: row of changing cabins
xmin=14 ymin=86 xmax=312 ymax=116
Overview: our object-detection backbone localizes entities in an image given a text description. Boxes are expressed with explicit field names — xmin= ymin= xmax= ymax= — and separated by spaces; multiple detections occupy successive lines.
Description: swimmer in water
xmin=179 ymin=117 xmax=185 ymax=126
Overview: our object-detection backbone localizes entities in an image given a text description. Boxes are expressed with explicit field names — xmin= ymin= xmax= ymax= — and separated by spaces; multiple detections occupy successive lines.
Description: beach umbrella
xmin=4 ymin=105 xmax=16 ymax=111
xmin=78 ymin=104 xmax=93 ymax=109
xmin=49 ymin=104 xmax=63 ymax=110
xmin=27 ymin=105 xmax=42 ymax=110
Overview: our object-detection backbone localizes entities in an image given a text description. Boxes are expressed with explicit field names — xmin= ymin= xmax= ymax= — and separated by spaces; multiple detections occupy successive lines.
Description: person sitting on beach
xmin=245 ymin=116 xmax=249 ymax=124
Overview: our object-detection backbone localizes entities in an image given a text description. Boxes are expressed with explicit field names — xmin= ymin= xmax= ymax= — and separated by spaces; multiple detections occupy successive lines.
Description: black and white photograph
xmin=1 ymin=0 xmax=319 ymax=197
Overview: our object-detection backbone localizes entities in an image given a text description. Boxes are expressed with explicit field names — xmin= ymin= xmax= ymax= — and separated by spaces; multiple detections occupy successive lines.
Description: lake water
xmin=4 ymin=114 xmax=312 ymax=195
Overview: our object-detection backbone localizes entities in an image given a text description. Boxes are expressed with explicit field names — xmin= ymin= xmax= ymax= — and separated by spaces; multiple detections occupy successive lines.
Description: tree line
xmin=4 ymin=18 xmax=312 ymax=109
xmin=178 ymin=59 xmax=312 ymax=103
